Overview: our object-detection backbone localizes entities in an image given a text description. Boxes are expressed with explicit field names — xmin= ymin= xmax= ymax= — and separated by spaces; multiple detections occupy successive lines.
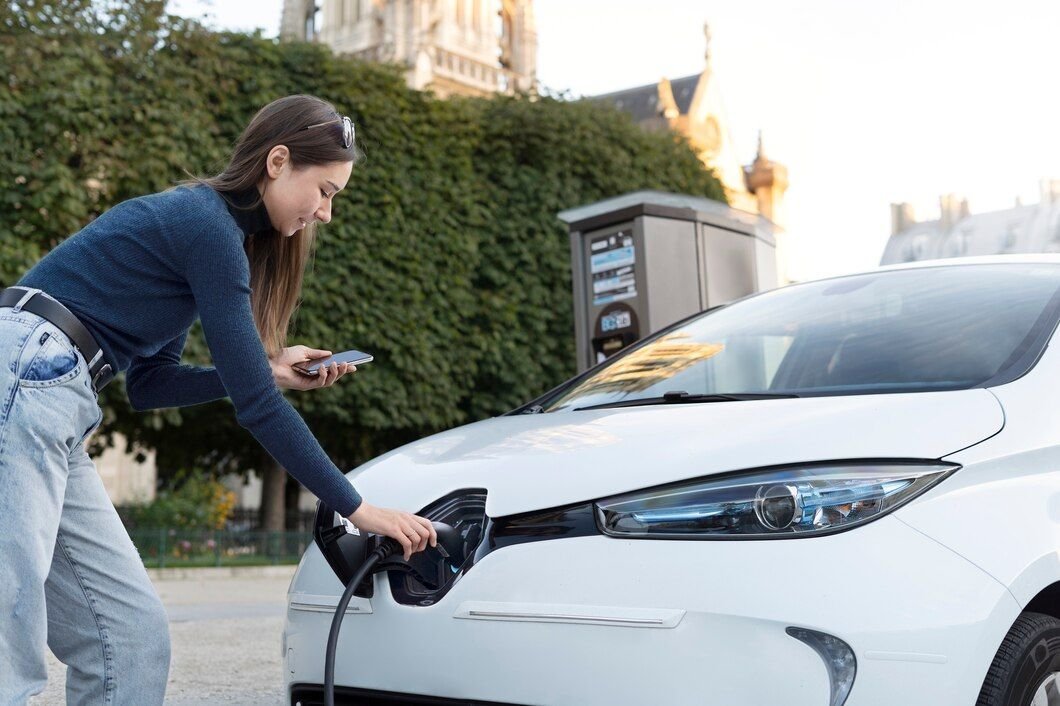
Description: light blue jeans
xmin=0 ymin=305 xmax=170 ymax=705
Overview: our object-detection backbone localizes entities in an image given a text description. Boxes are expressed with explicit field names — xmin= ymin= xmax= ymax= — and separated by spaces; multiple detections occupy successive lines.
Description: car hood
xmin=346 ymin=389 xmax=1004 ymax=518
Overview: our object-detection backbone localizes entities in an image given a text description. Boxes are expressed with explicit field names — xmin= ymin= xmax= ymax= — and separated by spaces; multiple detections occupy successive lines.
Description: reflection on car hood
xmin=347 ymin=390 xmax=1004 ymax=518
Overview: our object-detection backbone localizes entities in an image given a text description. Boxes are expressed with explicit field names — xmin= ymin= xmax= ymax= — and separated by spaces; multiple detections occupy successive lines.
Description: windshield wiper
xmin=574 ymin=390 xmax=800 ymax=412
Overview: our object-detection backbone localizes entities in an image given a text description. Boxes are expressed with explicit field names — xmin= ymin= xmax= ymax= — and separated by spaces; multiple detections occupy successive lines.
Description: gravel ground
xmin=28 ymin=566 xmax=296 ymax=705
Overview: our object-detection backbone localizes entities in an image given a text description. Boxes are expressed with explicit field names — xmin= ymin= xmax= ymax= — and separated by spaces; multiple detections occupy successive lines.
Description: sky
xmin=168 ymin=0 xmax=1060 ymax=281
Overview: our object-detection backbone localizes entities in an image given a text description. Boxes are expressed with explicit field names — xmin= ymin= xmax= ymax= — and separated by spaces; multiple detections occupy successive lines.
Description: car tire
xmin=977 ymin=611 xmax=1060 ymax=705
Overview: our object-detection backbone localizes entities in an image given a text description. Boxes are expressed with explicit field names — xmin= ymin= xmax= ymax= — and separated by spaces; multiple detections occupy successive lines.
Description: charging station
xmin=559 ymin=190 xmax=779 ymax=372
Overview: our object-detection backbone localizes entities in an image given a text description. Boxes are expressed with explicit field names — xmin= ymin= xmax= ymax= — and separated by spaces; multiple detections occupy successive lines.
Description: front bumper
xmin=284 ymin=515 xmax=1018 ymax=706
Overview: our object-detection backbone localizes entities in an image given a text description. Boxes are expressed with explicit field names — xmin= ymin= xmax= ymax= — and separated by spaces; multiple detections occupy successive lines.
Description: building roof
xmin=881 ymin=201 xmax=1060 ymax=265
xmin=589 ymin=73 xmax=700 ymax=122
xmin=668 ymin=74 xmax=700 ymax=114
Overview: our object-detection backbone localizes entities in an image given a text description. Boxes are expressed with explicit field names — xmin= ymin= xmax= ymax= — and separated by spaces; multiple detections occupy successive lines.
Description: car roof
xmin=869 ymin=253 xmax=1060 ymax=271
xmin=823 ymin=254 xmax=1060 ymax=282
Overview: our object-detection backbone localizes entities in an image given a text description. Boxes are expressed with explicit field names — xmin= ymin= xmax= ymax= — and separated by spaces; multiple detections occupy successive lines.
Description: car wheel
xmin=978 ymin=611 xmax=1060 ymax=705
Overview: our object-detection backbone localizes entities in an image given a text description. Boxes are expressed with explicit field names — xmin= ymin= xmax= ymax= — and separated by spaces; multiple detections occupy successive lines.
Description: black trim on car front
xmin=290 ymin=683 xmax=526 ymax=706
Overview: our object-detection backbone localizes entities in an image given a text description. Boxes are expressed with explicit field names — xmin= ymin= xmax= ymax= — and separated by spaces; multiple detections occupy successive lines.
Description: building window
xmin=307 ymin=3 xmax=321 ymax=39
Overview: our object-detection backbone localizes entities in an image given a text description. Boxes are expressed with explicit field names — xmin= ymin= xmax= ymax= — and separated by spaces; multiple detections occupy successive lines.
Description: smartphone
xmin=293 ymin=349 xmax=374 ymax=375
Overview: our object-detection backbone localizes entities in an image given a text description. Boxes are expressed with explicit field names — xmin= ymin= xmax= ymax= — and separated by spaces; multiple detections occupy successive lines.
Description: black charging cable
xmin=324 ymin=537 xmax=401 ymax=706
xmin=323 ymin=522 xmax=461 ymax=706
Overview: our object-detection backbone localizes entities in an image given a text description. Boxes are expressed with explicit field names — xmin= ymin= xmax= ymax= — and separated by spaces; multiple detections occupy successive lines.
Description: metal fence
xmin=115 ymin=506 xmax=318 ymax=534
xmin=129 ymin=529 xmax=313 ymax=568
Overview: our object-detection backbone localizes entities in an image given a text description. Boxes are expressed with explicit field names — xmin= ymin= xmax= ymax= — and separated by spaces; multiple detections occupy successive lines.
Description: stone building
xmin=96 ymin=435 xmax=156 ymax=506
xmin=881 ymin=180 xmax=1060 ymax=265
xmin=279 ymin=0 xmax=536 ymax=97
xmin=589 ymin=25 xmax=792 ymax=283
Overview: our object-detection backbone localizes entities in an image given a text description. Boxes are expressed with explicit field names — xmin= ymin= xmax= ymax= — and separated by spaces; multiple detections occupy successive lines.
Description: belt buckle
xmin=91 ymin=363 xmax=113 ymax=393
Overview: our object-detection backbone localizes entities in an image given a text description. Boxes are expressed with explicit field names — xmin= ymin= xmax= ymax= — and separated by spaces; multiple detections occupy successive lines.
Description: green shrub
xmin=122 ymin=469 xmax=236 ymax=530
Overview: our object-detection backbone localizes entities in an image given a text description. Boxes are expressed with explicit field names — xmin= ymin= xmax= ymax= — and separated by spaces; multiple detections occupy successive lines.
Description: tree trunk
xmin=259 ymin=454 xmax=287 ymax=532
xmin=284 ymin=475 xmax=302 ymax=531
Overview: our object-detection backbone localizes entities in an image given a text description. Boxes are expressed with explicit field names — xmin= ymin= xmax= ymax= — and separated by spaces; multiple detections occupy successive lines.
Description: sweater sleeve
xmin=181 ymin=226 xmax=363 ymax=517
xmin=125 ymin=331 xmax=229 ymax=411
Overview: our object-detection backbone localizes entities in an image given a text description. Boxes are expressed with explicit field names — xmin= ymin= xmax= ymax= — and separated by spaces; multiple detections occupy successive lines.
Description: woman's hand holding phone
xmin=268 ymin=345 xmax=355 ymax=390
xmin=348 ymin=501 xmax=438 ymax=561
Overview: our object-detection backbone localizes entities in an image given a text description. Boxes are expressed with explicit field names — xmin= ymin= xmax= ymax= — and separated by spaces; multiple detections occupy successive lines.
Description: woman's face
xmin=260 ymin=146 xmax=353 ymax=236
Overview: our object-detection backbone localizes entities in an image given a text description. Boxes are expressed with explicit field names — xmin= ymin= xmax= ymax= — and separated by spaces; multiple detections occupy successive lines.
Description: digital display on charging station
xmin=590 ymin=230 xmax=636 ymax=306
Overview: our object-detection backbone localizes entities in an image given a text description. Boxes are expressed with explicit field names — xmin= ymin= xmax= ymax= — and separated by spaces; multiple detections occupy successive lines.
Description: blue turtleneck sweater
xmin=18 ymin=184 xmax=363 ymax=516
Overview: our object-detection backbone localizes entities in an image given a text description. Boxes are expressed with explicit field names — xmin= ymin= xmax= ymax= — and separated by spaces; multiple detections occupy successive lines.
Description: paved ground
xmin=29 ymin=566 xmax=296 ymax=705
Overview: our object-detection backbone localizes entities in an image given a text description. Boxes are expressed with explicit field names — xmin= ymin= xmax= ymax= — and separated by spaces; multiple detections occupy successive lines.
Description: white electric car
xmin=285 ymin=255 xmax=1060 ymax=706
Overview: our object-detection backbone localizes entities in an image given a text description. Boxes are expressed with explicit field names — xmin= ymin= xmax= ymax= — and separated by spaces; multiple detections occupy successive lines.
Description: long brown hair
xmin=193 ymin=95 xmax=361 ymax=356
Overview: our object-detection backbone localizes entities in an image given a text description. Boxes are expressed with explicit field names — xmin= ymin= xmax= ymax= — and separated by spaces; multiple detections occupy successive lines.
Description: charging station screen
xmin=600 ymin=309 xmax=632 ymax=332
xmin=590 ymin=230 xmax=637 ymax=306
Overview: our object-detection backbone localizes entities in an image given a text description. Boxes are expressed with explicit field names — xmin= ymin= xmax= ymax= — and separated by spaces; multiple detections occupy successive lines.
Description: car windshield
xmin=543 ymin=263 xmax=1060 ymax=412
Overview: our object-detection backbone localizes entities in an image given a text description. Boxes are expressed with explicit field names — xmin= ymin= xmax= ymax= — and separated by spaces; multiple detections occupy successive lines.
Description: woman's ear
xmin=265 ymin=145 xmax=290 ymax=179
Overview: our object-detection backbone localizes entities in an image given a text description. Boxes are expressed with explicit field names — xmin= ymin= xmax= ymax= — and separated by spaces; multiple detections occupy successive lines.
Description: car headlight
xmin=595 ymin=461 xmax=958 ymax=539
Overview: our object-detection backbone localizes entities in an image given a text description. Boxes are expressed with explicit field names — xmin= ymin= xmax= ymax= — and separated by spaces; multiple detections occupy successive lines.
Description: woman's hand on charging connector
xmin=348 ymin=502 xmax=437 ymax=561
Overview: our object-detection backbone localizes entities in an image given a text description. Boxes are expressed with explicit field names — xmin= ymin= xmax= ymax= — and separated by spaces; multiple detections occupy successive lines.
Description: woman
xmin=0 ymin=94 xmax=437 ymax=704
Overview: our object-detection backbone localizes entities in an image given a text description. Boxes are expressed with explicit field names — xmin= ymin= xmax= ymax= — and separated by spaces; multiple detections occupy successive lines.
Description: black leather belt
xmin=0 ymin=287 xmax=114 ymax=393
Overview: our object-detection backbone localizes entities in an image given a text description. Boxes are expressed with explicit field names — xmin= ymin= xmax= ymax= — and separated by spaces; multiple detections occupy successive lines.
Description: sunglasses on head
xmin=300 ymin=115 xmax=354 ymax=149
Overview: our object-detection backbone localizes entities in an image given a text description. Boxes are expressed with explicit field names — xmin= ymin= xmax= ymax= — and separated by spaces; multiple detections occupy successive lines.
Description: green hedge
xmin=0 ymin=1 xmax=726 ymax=480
